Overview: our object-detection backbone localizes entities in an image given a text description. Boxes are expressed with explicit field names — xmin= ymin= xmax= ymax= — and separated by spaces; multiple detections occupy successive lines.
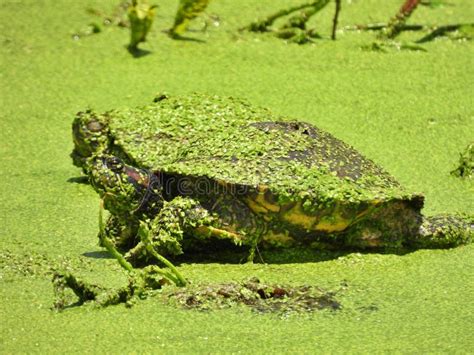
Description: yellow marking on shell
xmin=314 ymin=215 xmax=351 ymax=232
xmin=246 ymin=188 xmax=380 ymax=234
xmin=244 ymin=197 xmax=269 ymax=214
xmin=255 ymin=190 xmax=280 ymax=212
xmin=281 ymin=201 xmax=318 ymax=230
xmin=262 ymin=230 xmax=295 ymax=247
xmin=281 ymin=201 xmax=357 ymax=233
xmin=314 ymin=201 xmax=382 ymax=233
xmin=244 ymin=185 xmax=280 ymax=214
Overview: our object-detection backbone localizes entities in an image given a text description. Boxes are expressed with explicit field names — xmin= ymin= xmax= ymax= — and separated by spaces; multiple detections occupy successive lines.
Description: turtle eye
xmin=106 ymin=157 xmax=123 ymax=172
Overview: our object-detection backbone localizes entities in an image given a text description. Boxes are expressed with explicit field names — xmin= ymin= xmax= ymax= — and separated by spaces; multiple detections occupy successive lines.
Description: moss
xmin=3 ymin=0 xmax=474 ymax=352
xmin=78 ymin=93 xmax=411 ymax=211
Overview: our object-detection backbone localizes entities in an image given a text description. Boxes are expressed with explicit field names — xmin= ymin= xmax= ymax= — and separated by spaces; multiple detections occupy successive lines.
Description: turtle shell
xmin=93 ymin=94 xmax=423 ymax=234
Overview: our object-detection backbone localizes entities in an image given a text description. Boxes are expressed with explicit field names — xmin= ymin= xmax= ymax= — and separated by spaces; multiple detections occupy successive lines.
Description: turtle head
xmin=89 ymin=156 xmax=164 ymax=217
xmin=71 ymin=110 xmax=110 ymax=171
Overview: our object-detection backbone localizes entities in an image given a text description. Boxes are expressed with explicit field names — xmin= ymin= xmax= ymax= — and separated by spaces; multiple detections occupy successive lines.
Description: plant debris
xmin=241 ymin=0 xmax=334 ymax=45
xmin=451 ymin=143 xmax=474 ymax=179
xmin=167 ymin=277 xmax=341 ymax=315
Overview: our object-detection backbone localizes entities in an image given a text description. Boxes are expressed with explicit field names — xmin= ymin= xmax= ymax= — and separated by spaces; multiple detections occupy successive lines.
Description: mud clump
xmin=168 ymin=277 xmax=341 ymax=315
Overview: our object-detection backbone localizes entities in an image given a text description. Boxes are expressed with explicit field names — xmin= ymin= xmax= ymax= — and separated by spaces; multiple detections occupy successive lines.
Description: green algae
xmin=1 ymin=0 xmax=474 ymax=353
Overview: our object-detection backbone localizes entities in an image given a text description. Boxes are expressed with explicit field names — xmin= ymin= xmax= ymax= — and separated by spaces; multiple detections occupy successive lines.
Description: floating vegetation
xmin=241 ymin=0 xmax=341 ymax=45
xmin=0 ymin=250 xmax=83 ymax=278
xmin=167 ymin=277 xmax=342 ymax=315
xmin=451 ymin=143 xmax=474 ymax=179
xmin=70 ymin=0 xmax=471 ymax=52
xmin=349 ymin=0 xmax=473 ymax=52
xmin=53 ymin=271 xmax=342 ymax=315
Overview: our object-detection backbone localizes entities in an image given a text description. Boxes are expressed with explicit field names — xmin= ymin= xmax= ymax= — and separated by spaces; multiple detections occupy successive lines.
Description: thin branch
xmin=383 ymin=0 xmax=421 ymax=39
xmin=331 ymin=0 xmax=341 ymax=40
xmin=242 ymin=0 xmax=327 ymax=32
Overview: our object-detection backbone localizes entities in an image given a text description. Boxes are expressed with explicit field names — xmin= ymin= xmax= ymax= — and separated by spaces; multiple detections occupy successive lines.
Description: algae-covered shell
xmin=73 ymin=94 xmax=423 ymax=238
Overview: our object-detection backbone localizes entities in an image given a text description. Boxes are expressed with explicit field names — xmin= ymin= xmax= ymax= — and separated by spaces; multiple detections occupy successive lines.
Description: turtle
xmin=71 ymin=93 xmax=473 ymax=267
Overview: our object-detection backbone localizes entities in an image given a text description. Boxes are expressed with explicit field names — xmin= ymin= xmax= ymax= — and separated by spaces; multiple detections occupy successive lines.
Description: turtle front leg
xmin=98 ymin=203 xmax=186 ymax=286
xmin=125 ymin=196 xmax=248 ymax=262
xmin=99 ymin=214 xmax=138 ymax=251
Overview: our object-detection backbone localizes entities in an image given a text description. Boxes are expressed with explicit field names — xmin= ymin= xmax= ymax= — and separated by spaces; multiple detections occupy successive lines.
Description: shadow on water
xmin=168 ymin=242 xmax=355 ymax=265
xmin=416 ymin=23 xmax=474 ymax=43
xmin=170 ymin=237 xmax=414 ymax=265
xmin=166 ymin=31 xmax=207 ymax=43
xmin=83 ymin=238 xmax=413 ymax=266
xmin=127 ymin=46 xmax=152 ymax=58
xmin=172 ymin=36 xmax=206 ymax=43
xmin=81 ymin=243 xmax=350 ymax=265
xmin=67 ymin=176 xmax=89 ymax=184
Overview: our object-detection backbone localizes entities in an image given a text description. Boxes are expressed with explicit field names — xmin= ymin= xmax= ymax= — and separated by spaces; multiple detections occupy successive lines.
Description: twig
xmin=280 ymin=0 xmax=330 ymax=30
xmin=343 ymin=23 xmax=425 ymax=32
xmin=382 ymin=0 xmax=421 ymax=39
xmin=331 ymin=0 xmax=341 ymax=40
xmin=242 ymin=0 xmax=326 ymax=32
xmin=416 ymin=23 xmax=474 ymax=43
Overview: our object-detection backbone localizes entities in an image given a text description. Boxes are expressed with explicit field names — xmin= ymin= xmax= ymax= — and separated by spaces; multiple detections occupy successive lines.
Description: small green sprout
xmin=169 ymin=0 xmax=211 ymax=38
xmin=451 ymin=143 xmax=474 ymax=179
xmin=127 ymin=0 xmax=157 ymax=50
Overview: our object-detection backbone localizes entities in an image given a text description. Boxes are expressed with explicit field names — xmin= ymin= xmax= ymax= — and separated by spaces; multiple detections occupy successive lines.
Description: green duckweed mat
xmin=1 ymin=0 xmax=473 ymax=352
